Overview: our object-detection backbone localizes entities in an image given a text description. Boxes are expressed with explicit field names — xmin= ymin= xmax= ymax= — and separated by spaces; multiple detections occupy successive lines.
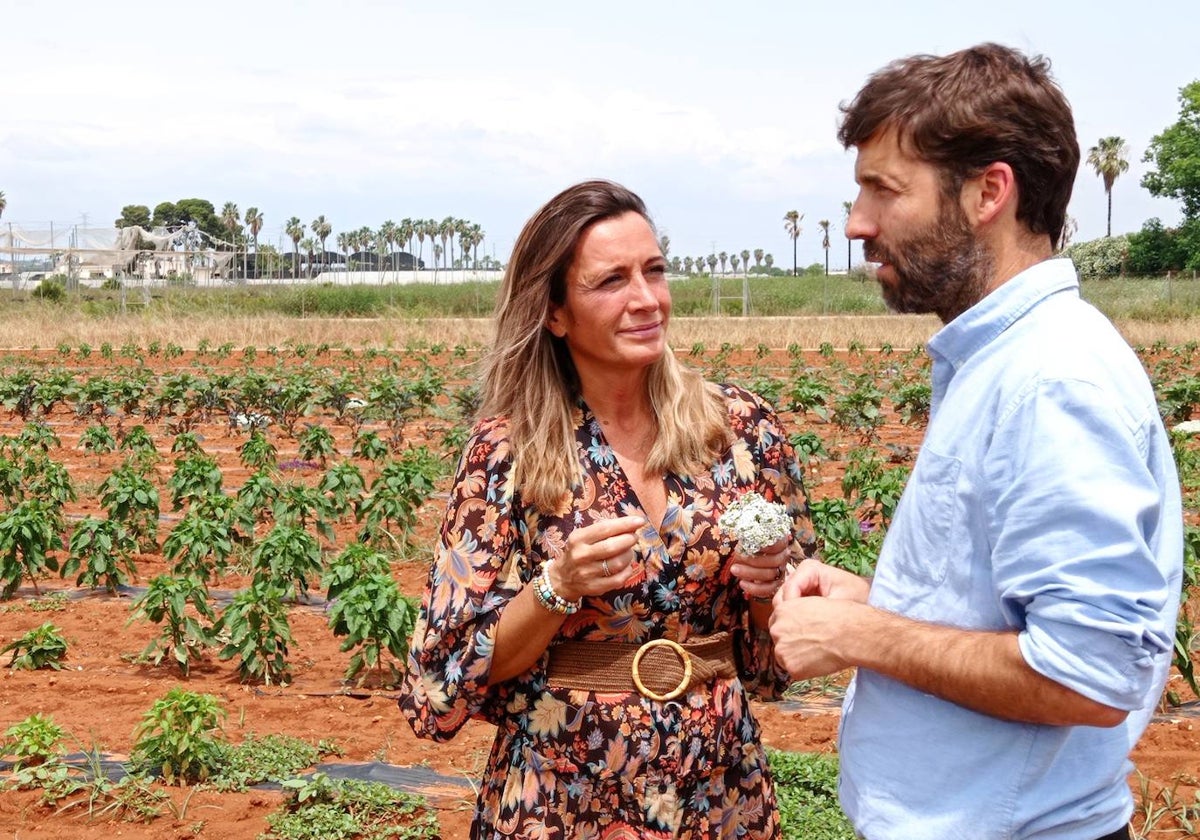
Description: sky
xmin=2 ymin=0 xmax=1197 ymax=269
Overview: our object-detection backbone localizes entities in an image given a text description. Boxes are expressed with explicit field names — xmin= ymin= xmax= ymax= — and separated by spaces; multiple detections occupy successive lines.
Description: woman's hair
xmin=838 ymin=42 xmax=1079 ymax=247
xmin=479 ymin=179 xmax=729 ymax=513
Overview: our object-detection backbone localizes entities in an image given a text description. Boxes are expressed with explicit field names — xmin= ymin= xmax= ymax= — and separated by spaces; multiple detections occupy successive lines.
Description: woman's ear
xmin=546 ymin=306 xmax=567 ymax=338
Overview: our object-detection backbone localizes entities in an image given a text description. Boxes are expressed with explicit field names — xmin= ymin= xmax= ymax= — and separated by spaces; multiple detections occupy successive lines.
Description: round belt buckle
xmin=632 ymin=638 xmax=692 ymax=701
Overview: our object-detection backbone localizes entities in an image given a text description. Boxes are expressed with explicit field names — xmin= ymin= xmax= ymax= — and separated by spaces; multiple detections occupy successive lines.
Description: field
xmin=0 ymin=313 xmax=1196 ymax=839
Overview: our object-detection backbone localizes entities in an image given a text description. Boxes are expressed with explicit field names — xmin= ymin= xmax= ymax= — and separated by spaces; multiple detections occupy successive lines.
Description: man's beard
xmin=864 ymin=199 xmax=993 ymax=324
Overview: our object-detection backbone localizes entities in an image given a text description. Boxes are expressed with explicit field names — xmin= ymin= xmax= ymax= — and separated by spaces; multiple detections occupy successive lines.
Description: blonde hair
xmin=479 ymin=180 xmax=729 ymax=513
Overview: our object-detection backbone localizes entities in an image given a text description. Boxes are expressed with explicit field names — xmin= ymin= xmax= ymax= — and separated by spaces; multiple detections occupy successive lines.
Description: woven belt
xmin=545 ymin=632 xmax=737 ymax=701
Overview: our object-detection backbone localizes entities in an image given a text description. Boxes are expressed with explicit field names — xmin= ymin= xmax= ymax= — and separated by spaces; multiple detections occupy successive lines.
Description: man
xmin=769 ymin=43 xmax=1183 ymax=840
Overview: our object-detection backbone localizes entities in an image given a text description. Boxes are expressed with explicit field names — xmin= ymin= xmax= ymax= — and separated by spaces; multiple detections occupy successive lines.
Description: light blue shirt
xmin=838 ymin=258 xmax=1183 ymax=840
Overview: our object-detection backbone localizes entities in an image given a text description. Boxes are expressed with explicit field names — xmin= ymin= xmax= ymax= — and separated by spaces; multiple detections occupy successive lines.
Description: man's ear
xmin=963 ymin=162 xmax=1017 ymax=226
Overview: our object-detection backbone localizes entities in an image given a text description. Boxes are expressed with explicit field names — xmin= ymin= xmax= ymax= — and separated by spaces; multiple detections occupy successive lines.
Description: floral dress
xmin=399 ymin=384 xmax=812 ymax=839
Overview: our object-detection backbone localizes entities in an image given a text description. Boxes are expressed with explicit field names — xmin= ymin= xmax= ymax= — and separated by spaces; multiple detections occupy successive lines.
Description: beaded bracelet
xmin=532 ymin=562 xmax=581 ymax=616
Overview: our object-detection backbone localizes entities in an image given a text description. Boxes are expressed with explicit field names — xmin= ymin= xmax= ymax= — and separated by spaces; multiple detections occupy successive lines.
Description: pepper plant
xmin=127 ymin=574 xmax=215 ymax=675
xmin=79 ymin=423 xmax=117 ymax=465
xmin=0 ymin=499 xmax=65 ymax=598
xmin=168 ymin=453 xmax=224 ymax=510
xmin=297 ymin=423 xmax=337 ymax=466
xmin=162 ymin=494 xmax=249 ymax=584
xmin=99 ymin=463 xmax=161 ymax=550
xmin=62 ymin=516 xmax=138 ymax=594
xmin=250 ymin=523 xmax=322 ymax=603
xmin=214 ymin=579 xmax=294 ymax=685
xmin=2 ymin=622 xmax=68 ymax=670
xmin=130 ymin=688 xmax=227 ymax=785
xmin=239 ymin=429 xmax=277 ymax=471
xmin=327 ymin=572 xmax=419 ymax=687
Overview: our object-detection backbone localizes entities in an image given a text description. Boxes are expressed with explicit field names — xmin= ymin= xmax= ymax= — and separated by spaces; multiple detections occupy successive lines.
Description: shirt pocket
xmin=889 ymin=449 xmax=961 ymax=586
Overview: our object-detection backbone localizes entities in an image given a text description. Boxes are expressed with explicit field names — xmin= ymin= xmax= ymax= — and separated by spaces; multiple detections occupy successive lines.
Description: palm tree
xmin=706 ymin=254 xmax=718 ymax=274
xmin=0 ymin=190 xmax=7 ymax=220
xmin=718 ymin=251 xmax=728 ymax=274
xmin=670 ymin=256 xmax=681 ymax=273
xmin=299 ymin=237 xmax=316 ymax=278
xmin=730 ymin=255 xmax=740 ymax=274
xmin=842 ymin=201 xmax=853 ymax=272
xmin=818 ymin=219 xmax=831 ymax=275
xmin=684 ymin=256 xmax=694 ymax=274
xmin=740 ymin=249 xmax=750 ymax=276
xmin=658 ymin=234 xmax=671 ymax=259
xmin=764 ymin=254 xmax=774 ymax=270
xmin=753 ymin=248 xmax=764 ymax=270
xmin=311 ymin=215 xmax=332 ymax=272
xmin=284 ymin=217 xmax=304 ymax=279
xmin=337 ymin=231 xmax=353 ymax=279
xmin=220 ymin=202 xmax=240 ymax=279
xmin=695 ymin=256 xmax=706 ymax=275
xmin=783 ymin=210 xmax=803 ymax=276
xmin=378 ymin=220 xmax=398 ymax=280
xmin=244 ymin=207 xmax=264 ymax=277
xmin=468 ymin=222 xmax=484 ymax=269
xmin=1087 ymin=136 xmax=1130 ymax=237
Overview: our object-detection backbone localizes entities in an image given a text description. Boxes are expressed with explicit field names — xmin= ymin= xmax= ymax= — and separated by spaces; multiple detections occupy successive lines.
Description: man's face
xmin=846 ymin=128 xmax=993 ymax=324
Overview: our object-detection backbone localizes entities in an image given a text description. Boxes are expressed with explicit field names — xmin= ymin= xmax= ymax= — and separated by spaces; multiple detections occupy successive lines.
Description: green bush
xmin=1064 ymin=235 xmax=1131 ymax=278
xmin=31 ymin=278 xmax=66 ymax=302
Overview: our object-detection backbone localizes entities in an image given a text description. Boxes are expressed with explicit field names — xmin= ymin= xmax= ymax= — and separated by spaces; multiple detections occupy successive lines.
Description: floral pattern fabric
xmin=399 ymin=384 xmax=812 ymax=839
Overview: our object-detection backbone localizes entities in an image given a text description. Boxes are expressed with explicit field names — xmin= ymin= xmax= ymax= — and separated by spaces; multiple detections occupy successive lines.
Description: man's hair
xmin=838 ymin=43 xmax=1079 ymax=245
xmin=479 ymin=179 xmax=728 ymax=513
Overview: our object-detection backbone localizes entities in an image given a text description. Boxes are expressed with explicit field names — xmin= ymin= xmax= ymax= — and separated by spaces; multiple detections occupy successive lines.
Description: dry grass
xmin=0 ymin=311 xmax=1195 ymax=351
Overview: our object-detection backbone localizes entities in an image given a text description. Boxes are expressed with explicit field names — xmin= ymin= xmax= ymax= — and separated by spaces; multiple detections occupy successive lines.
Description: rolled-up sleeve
xmin=987 ymin=378 xmax=1177 ymax=710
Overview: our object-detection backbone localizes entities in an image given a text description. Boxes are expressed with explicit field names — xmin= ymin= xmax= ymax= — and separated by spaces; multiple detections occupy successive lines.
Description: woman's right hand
xmin=549 ymin=515 xmax=644 ymax=602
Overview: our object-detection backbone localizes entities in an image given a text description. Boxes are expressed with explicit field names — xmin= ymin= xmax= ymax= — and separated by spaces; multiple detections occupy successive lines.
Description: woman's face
xmin=546 ymin=211 xmax=670 ymax=382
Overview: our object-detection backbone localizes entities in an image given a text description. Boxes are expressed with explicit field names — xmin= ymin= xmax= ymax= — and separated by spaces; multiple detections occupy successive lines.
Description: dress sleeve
xmin=398 ymin=417 xmax=526 ymax=740
xmin=726 ymin=386 xmax=815 ymax=699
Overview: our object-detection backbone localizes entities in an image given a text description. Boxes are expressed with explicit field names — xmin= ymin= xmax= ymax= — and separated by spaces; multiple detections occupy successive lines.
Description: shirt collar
xmin=927 ymin=258 xmax=1079 ymax=373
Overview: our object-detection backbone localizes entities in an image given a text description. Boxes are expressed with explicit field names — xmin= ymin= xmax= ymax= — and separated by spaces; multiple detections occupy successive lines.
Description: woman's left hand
xmin=730 ymin=538 xmax=790 ymax=602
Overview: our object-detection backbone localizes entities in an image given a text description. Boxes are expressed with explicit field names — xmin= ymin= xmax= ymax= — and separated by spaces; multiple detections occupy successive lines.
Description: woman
xmin=399 ymin=180 xmax=813 ymax=839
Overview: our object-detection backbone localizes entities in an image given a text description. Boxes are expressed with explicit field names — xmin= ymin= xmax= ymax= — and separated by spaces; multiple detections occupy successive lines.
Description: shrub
xmin=2 ymin=622 xmax=68 ymax=670
xmin=130 ymin=688 xmax=226 ymax=785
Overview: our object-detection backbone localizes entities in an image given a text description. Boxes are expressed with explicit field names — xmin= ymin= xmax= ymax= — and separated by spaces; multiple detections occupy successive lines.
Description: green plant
xmin=118 ymin=424 xmax=160 ymax=468
xmin=99 ymin=463 xmax=161 ymax=550
xmin=832 ymin=372 xmax=886 ymax=443
xmin=273 ymin=481 xmax=335 ymax=542
xmin=214 ymin=580 xmax=294 ymax=685
xmin=3 ymin=713 xmax=68 ymax=768
xmin=0 ymin=499 xmax=65 ymax=598
xmin=239 ymin=428 xmax=278 ymax=471
xmin=212 ymin=732 xmax=321 ymax=791
xmin=298 ymin=424 xmax=337 ymax=466
xmin=127 ymin=574 xmax=215 ymax=675
xmin=769 ymin=750 xmax=855 ymax=839
xmin=323 ymin=544 xmax=393 ymax=602
xmin=2 ymin=622 xmax=68 ymax=670
xmin=163 ymin=493 xmax=250 ymax=585
xmin=351 ymin=430 xmax=389 ymax=464
xmin=237 ymin=468 xmax=281 ymax=522
xmin=62 ymin=516 xmax=139 ymax=593
xmin=808 ymin=497 xmax=879 ymax=577
xmin=22 ymin=454 xmax=76 ymax=510
xmin=318 ymin=461 xmax=366 ymax=519
xmin=892 ymin=380 xmax=932 ymax=425
xmin=356 ymin=447 xmax=442 ymax=547
xmin=251 ymin=523 xmax=323 ymax=602
xmin=264 ymin=773 xmax=439 ymax=840
xmin=168 ymin=453 xmax=224 ymax=509
xmin=130 ymin=688 xmax=227 ymax=785
xmin=327 ymin=572 xmax=419 ymax=687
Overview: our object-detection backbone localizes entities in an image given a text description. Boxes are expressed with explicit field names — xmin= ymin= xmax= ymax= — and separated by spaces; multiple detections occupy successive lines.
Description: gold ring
xmin=601 ymin=559 xmax=611 ymax=576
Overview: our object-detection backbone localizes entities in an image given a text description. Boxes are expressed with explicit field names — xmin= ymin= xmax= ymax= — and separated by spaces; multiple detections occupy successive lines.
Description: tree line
xmin=111 ymin=201 xmax=489 ymax=280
